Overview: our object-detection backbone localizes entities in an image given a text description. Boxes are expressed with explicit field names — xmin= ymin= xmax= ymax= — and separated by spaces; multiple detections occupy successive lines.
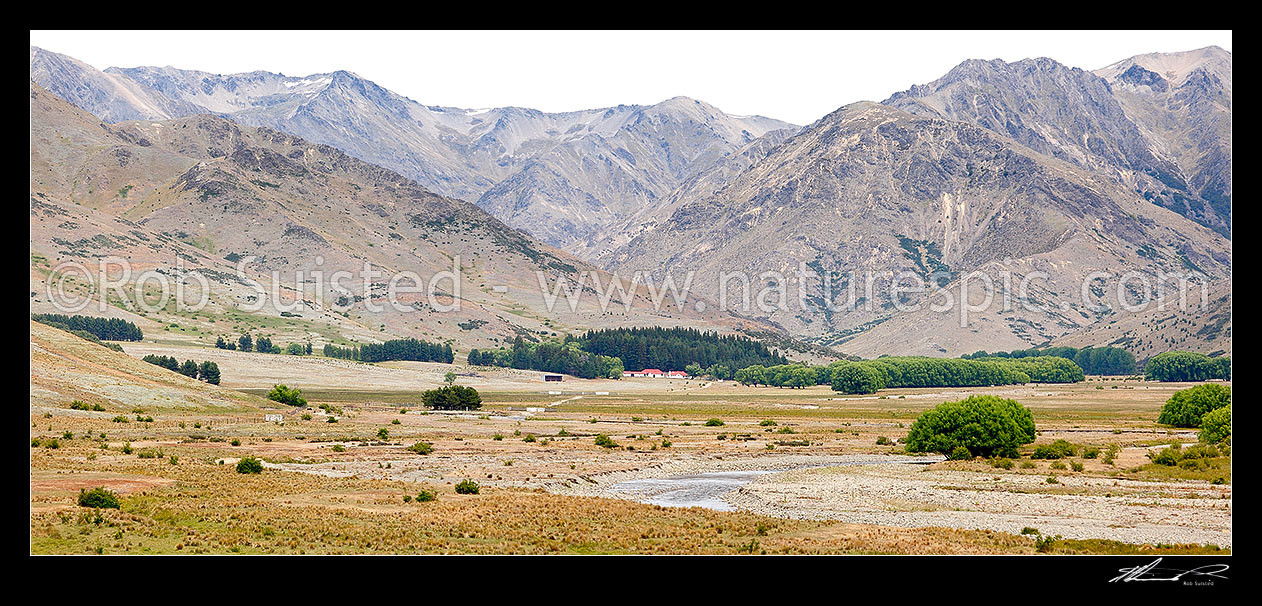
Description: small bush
xmin=991 ymin=457 xmax=1014 ymax=470
xmin=236 ymin=456 xmax=263 ymax=474
xmin=78 ymin=487 xmax=121 ymax=509
xmin=455 ymin=479 xmax=480 ymax=494
xmin=704 ymin=418 xmax=724 ymax=427
xmin=1034 ymin=533 xmax=1061 ymax=552
xmin=1031 ymin=440 xmax=1078 ymax=460
xmin=407 ymin=441 xmax=434 ymax=455
xmin=594 ymin=434 xmax=618 ymax=448
xmin=415 ymin=489 xmax=437 ymax=502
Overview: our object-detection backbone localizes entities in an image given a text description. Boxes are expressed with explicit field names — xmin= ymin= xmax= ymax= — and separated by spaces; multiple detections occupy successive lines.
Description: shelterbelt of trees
xmin=467 ymin=336 xmax=624 ymax=379
xmin=961 ymin=345 xmax=1135 ymax=376
xmin=733 ymin=356 xmax=1085 ymax=394
xmin=32 ymin=314 xmax=143 ymax=341
xmin=142 ymin=355 xmax=221 ymax=384
xmin=577 ymin=327 xmax=786 ymax=372
xmin=1144 ymin=351 xmax=1232 ymax=382
xmin=323 ymin=338 xmax=454 ymax=364
xmin=466 ymin=328 xmax=792 ymax=380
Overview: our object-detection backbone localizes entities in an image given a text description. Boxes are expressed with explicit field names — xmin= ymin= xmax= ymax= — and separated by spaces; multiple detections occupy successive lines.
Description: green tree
xmin=179 ymin=359 xmax=200 ymax=378
xmin=904 ymin=395 xmax=1036 ymax=458
xmin=267 ymin=384 xmax=307 ymax=407
xmin=421 ymin=385 xmax=481 ymax=410
xmin=199 ymin=361 xmax=221 ymax=385
xmin=1158 ymin=383 xmax=1230 ymax=428
xmin=830 ymin=363 xmax=886 ymax=394
xmin=1198 ymin=406 xmax=1231 ymax=443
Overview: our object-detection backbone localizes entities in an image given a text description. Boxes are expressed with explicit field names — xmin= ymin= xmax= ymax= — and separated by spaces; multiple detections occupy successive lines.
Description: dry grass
xmin=29 ymin=336 xmax=1231 ymax=554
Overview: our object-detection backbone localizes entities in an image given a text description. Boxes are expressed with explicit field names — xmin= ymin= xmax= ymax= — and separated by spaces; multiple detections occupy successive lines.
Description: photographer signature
xmin=1110 ymin=558 xmax=1229 ymax=583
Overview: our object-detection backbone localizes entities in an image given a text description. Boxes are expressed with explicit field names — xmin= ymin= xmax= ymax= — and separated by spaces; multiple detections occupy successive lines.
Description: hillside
xmin=884 ymin=52 xmax=1230 ymax=236
xmin=1092 ymin=46 xmax=1231 ymax=236
xmin=29 ymin=320 xmax=266 ymax=412
xmin=30 ymin=82 xmax=762 ymax=355
xmin=601 ymin=101 xmax=1231 ymax=356
xmin=1050 ymin=281 xmax=1231 ymax=363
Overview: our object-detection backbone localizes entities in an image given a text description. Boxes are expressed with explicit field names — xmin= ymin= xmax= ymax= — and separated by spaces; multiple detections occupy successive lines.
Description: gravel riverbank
xmin=554 ymin=454 xmax=1232 ymax=547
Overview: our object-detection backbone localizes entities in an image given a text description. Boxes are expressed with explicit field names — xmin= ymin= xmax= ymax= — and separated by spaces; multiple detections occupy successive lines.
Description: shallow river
xmin=609 ymin=459 xmax=933 ymax=511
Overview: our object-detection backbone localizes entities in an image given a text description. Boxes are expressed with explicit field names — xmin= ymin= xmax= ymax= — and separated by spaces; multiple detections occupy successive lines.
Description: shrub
xmin=407 ymin=441 xmax=434 ymax=455
xmin=1158 ymin=383 xmax=1230 ymax=428
xmin=1150 ymin=443 xmax=1221 ymax=466
xmin=267 ymin=384 xmax=307 ymax=407
xmin=594 ymin=434 xmax=618 ymax=448
xmin=236 ymin=456 xmax=263 ymax=474
xmin=904 ymin=395 xmax=1036 ymax=458
xmin=948 ymin=445 xmax=972 ymax=460
xmin=77 ymin=487 xmax=121 ymax=509
xmin=1198 ymin=406 xmax=1231 ymax=443
xmin=704 ymin=418 xmax=724 ymax=427
xmin=415 ymin=489 xmax=437 ymax=502
xmin=455 ymin=479 xmax=480 ymax=494
xmin=991 ymin=457 xmax=1014 ymax=470
xmin=1031 ymin=439 xmax=1078 ymax=459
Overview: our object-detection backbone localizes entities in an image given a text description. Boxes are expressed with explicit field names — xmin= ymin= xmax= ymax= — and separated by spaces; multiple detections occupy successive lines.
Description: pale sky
xmin=30 ymin=30 xmax=1231 ymax=125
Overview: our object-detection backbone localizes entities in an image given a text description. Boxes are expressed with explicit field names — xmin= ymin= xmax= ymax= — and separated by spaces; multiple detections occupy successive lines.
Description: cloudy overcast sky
xmin=29 ymin=30 xmax=1231 ymax=125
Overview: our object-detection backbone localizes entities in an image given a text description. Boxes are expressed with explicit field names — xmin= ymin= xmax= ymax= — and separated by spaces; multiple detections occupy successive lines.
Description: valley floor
xmin=30 ymin=339 xmax=1231 ymax=554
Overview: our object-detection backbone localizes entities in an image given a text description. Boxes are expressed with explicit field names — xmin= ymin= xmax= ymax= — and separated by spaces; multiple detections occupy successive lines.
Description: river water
xmin=608 ymin=459 xmax=934 ymax=511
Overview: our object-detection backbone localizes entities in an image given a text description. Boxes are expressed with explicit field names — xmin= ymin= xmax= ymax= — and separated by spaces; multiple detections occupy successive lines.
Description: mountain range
xmin=30 ymin=46 xmax=794 ymax=251
xmin=29 ymin=81 xmax=757 ymax=355
xmin=30 ymin=45 xmax=1231 ymax=360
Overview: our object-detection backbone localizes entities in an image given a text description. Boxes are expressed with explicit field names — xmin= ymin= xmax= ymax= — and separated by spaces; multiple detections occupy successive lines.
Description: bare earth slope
xmin=603 ymin=101 xmax=1230 ymax=356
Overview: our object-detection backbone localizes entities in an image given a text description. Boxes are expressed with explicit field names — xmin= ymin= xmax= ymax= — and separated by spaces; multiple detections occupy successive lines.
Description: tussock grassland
xmin=31 ymin=336 xmax=1230 ymax=554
